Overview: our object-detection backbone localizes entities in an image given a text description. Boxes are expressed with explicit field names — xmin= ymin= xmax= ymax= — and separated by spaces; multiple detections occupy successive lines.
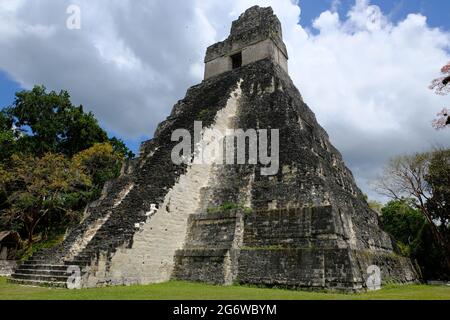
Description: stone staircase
xmin=8 ymin=252 xmax=91 ymax=288
xmin=8 ymin=164 xmax=141 ymax=288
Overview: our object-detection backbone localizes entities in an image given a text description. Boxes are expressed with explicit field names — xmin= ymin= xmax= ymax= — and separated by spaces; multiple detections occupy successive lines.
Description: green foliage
xmin=377 ymin=148 xmax=450 ymax=278
xmin=73 ymin=143 xmax=123 ymax=199
xmin=109 ymin=137 xmax=135 ymax=158
xmin=380 ymin=199 xmax=449 ymax=280
xmin=426 ymin=148 xmax=450 ymax=226
xmin=0 ymin=144 xmax=125 ymax=251
xmin=0 ymin=85 xmax=135 ymax=256
xmin=0 ymin=111 xmax=15 ymax=162
xmin=0 ymin=153 xmax=91 ymax=244
xmin=16 ymin=233 xmax=65 ymax=262
xmin=4 ymin=85 xmax=132 ymax=158
xmin=380 ymin=200 xmax=426 ymax=246
xmin=5 ymin=85 xmax=73 ymax=155
xmin=220 ymin=202 xmax=239 ymax=210
xmin=396 ymin=242 xmax=411 ymax=257
xmin=58 ymin=105 xmax=109 ymax=157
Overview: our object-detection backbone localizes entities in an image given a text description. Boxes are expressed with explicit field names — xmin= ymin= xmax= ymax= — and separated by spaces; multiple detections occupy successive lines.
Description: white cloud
xmin=346 ymin=0 xmax=388 ymax=32
xmin=0 ymin=0 xmax=216 ymax=137
xmin=287 ymin=2 xmax=450 ymax=200
xmin=0 ymin=0 xmax=449 ymax=200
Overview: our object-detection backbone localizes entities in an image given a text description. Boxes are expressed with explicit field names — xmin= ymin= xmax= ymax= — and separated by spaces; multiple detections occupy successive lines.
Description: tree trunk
xmin=24 ymin=219 xmax=36 ymax=245
xmin=418 ymin=203 xmax=450 ymax=274
xmin=26 ymin=225 xmax=34 ymax=244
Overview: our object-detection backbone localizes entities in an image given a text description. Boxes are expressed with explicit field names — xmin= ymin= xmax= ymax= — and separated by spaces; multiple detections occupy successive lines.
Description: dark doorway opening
xmin=231 ymin=52 xmax=242 ymax=69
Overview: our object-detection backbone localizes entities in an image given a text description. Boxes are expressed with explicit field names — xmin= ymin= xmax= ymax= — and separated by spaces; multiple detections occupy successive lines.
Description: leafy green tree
xmin=4 ymin=85 xmax=132 ymax=157
xmin=5 ymin=85 xmax=72 ymax=155
xmin=0 ymin=163 xmax=12 ymax=218
xmin=0 ymin=153 xmax=91 ymax=244
xmin=0 ymin=86 xmax=135 ymax=253
xmin=381 ymin=199 xmax=449 ymax=280
xmin=381 ymin=200 xmax=426 ymax=248
xmin=59 ymin=105 xmax=109 ymax=156
xmin=109 ymin=137 xmax=135 ymax=159
xmin=73 ymin=143 xmax=123 ymax=198
xmin=0 ymin=111 xmax=15 ymax=162
xmin=376 ymin=149 xmax=450 ymax=274
xmin=426 ymin=148 xmax=450 ymax=227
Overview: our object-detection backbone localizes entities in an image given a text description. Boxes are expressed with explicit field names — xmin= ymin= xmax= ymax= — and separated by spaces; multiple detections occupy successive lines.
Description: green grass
xmin=0 ymin=277 xmax=449 ymax=300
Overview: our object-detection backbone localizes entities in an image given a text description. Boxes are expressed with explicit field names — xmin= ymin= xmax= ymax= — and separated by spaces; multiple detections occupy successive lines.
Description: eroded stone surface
xmin=204 ymin=6 xmax=288 ymax=79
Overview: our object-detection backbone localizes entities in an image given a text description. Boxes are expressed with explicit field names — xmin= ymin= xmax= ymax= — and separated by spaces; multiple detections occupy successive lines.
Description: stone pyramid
xmin=10 ymin=6 xmax=418 ymax=291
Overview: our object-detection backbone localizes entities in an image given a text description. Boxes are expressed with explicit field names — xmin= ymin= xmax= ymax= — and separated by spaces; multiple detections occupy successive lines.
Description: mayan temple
xmin=10 ymin=6 xmax=418 ymax=291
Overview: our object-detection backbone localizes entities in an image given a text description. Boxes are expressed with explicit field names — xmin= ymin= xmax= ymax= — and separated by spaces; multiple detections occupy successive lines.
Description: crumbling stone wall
xmin=0 ymin=260 xmax=18 ymax=276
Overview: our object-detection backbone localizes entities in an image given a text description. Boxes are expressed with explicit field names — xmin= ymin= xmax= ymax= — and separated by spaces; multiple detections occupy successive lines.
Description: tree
xmin=3 ymin=85 xmax=132 ymax=157
xmin=109 ymin=137 xmax=135 ymax=159
xmin=0 ymin=163 xmax=13 ymax=214
xmin=381 ymin=200 xmax=425 ymax=246
xmin=72 ymin=143 xmax=123 ymax=197
xmin=375 ymin=150 xmax=450 ymax=271
xmin=0 ymin=111 xmax=16 ymax=162
xmin=429 ymin=62 xmax=450 ymax=129
xmin=0 ymin=86 xmax=134 ymax=252
xmin=58 ymin=105 xmax=109 ymax=156
xmin=380 ymin=199 xmax=448 ymax=280
xmin=426 ymin=148 xmax=450 ymax=226
xmin=0 ymin=153 xmax=91 ymax=243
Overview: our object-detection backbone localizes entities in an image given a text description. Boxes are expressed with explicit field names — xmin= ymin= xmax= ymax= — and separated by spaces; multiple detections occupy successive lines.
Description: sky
xmin=0 ymin=0 xmax=449 ymax=202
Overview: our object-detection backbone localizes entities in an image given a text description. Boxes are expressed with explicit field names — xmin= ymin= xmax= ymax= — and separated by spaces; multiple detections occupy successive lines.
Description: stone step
xmin=72 ymin=257 xmax=92 ymax=261
xmin=12 ymin=273 xmax=69 ymax=282
xmin=28 ymin=256 xmax=47 ymax=261
xmin=22 ymin=260 xmax=55 ymax=265
xmin=64 ymin=260 xmax=91 ymax=266
xmin=7 ymin=277 xmax=67 ymax=288
xmin=179 ymin=245 xmax=233 ymax=251
xmin=29 ymin=253 xmax=52 ymax=259
xmin=16 ymin=269 xmax=69 ymax=277
xmin=74 ymin=253 xmax=92 ymax=257
xmin=74 ymin=253 xmax=98 ymax=260
xmin=17 ymin=264 xmax=69 ymax=271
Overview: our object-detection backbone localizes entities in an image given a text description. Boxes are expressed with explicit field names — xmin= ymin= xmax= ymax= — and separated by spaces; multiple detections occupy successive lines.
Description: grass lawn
xmin=0 ymin=277 xmax=449 ymax=300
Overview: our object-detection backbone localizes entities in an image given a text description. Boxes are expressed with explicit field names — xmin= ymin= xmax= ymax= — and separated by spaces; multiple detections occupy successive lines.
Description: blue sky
xmin=1 ymin=0 xmax=449 ymax=155
xmin=0 ymin=71 xmax=21 ymax=109
xmin=300 ymin=0 xmax=450 ymax=31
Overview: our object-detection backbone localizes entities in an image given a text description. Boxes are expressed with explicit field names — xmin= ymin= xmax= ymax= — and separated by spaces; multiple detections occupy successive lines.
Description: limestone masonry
xmin=10 ymin=6 xmax=418 ymax=291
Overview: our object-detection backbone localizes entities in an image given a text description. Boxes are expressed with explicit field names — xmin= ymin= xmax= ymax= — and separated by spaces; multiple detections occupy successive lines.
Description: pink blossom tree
xmin=429 ymin=62 xmax=450 ymax=129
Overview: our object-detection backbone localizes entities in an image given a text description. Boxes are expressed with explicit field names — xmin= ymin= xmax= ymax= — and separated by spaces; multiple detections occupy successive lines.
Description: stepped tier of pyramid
xmin=10 ymin=6 xmax=418 ymax=292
